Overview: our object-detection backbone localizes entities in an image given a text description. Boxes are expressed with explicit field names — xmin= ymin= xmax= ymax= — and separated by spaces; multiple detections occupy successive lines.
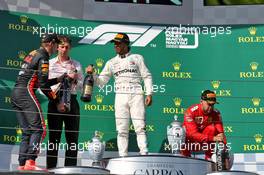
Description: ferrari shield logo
xmin=195 ymin=116 xmax=203 ymax=124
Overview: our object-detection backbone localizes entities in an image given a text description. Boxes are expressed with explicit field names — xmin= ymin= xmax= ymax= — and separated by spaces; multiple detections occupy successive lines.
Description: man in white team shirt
xmin=87 ymin=33 xmax=153 ymax=156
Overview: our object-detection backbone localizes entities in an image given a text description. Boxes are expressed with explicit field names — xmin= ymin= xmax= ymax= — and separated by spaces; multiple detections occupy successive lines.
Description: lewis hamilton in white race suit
xmin=86 ymin=33 xmax=153 ymax=156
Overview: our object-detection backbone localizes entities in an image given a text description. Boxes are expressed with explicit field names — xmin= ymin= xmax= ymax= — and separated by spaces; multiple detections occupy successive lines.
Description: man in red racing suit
xmin=11 ymin=34 xmax=64 ymax=171
xmin=181 ymin=90 xmax=227 ymax=160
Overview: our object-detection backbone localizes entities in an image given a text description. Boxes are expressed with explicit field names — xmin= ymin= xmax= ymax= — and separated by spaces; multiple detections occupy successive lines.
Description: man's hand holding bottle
xmin=86 ymin=65 xmax=94 ymax=73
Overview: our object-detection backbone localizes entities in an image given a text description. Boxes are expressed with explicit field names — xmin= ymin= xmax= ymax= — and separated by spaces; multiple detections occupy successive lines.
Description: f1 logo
xmin=79 ymin=24 xmax=165 ymax=47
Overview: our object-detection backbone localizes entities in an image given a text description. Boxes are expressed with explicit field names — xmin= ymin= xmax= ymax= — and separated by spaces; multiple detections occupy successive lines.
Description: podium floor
xmin=2 ymin=155 xmax=260 ymax=175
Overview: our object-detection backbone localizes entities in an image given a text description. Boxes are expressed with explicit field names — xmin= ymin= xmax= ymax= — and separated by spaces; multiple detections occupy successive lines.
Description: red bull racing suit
xmin=11 ymin=47 xmax=58 ymax=166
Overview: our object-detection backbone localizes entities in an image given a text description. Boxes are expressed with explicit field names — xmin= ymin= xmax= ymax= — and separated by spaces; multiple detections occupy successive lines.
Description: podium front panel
xmin=105 ymin=155 xmax=215 ymax=175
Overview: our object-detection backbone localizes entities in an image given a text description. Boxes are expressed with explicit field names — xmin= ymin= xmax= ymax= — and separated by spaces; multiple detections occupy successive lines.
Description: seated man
xmin=181 ymin=90 xmax=227 ymax=160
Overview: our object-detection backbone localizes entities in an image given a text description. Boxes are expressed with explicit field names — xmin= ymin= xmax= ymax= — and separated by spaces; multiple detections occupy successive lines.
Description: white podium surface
xmin=207 ymin=171 xmax=259 ymax=175
xmin=49 ymin=166 xmax=110 ymax=174
xmin=104 ymin=154 xmax=215 ymax=175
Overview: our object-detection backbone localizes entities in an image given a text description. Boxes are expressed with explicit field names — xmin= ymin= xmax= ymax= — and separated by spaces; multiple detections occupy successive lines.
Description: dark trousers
xmin=11 ymin=88 xmax=46 ymax=166
xmin=181 ymin=124 xmax=219 ymax=160
xmin=46 ymin=95 xmax=80 ymax=169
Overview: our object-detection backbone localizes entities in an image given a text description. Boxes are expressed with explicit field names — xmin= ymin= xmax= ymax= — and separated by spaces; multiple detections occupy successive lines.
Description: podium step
xmin=207 ymin=171 xmax=259 ymax=175
xmin=0 ymin=170 xmax=53 ymax=175
xmin=0 ymin=167 xmax=110 ymax=175
xmin=49 ymin=166 xmax=110 ymax=174
xmin=104 ymin=154 xmax=215 ymax=175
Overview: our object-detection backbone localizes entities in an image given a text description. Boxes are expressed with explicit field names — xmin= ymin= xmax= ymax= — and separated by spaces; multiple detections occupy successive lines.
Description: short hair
xmin=58 ymin=35 xmax=72 ymax=45
xmin=41 ymin=33 xmax=60 ymax=43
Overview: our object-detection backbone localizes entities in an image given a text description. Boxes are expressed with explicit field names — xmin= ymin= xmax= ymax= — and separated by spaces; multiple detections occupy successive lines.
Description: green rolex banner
xmin=0 ymin=10 xmax=263 ymax=154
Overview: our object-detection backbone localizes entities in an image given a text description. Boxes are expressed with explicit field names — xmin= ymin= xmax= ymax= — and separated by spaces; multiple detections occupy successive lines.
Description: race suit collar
xmin=118 ymin=52 xmax=130 ymax=59
xmin=55 ymin=56 xmax=72 ymax=64
xmin=199 ymin=103 xmax=213 ymax=115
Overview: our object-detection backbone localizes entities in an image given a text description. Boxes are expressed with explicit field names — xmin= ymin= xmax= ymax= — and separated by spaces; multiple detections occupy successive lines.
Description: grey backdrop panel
xmin=193 ymin=0 xmax=264 ymax=25
xmin=83 ymin=0 xmax=193 ymax=25
xmin=1 ymin=0 xmax=264 ymax=25
xmin=0 ymin=0 xmax=84 ymax=19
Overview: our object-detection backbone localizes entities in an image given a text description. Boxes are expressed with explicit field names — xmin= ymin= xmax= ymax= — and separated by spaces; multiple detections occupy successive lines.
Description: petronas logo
xmin=250 ymin=62 xmax=259 ymax=71
xmin=95 ymin=94 xmax=104 ymax=104
xmin=96 ymin=58 xmax=104 ymax=68
xmin=172 ymin=62 xmax=181 ymax=71
xmin=20 ymin=15 xmax=29 ymax=24
xmin=254 ymin=134 xmax=263 ymax=143
xmin=173 ymin=97 xmax=182 ymax=107
xmin=252 ymin=98 xmax=261 ymax=106
xmin=248 ymin=27 xmax=257 ymax=36
xmin=18 ymin=51 xmax=26 ymax=59
xmin=211 ymin=80 xmax=220 ymax=89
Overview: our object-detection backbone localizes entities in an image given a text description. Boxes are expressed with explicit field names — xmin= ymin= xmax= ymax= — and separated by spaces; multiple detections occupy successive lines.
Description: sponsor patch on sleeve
xmin=41 ymin=64 xmax=49 ymax=68
xmin=29 ymin=50 xmax=37 ymax=57
xmin=190 ymin=105 xmax=198 ymax=112
xmin=185 ymin=112 xmax=193 ymax=122
xmin=186 ymin=117 xmax=193 ymax=122
xmin=41 ymin=64 xmax=49 ymax=73
xmin=24 ymin=55 xmax=33 ymax=63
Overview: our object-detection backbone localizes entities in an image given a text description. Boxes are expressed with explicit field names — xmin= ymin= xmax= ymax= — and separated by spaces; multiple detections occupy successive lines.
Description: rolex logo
xmin=95 ymin=94 xmax=104 ymax=104
xmin=172 ymin=62 xmax=181 ymax=71
xmin=18 ymin=51 xmax=26 ymax=59
xmin=173 ymin=97 xmax=182 ymax=107
xmin=252 ymin=98 xmax=261 ymax=106
xmin=96 ymin=58 xmax=104 ymax=68
xmin=211 ymin=80 xmax=221 ymax=89
xmin=20 ymin=15 xmax=29 ymax=24
xmin=16 ymin=126 xmax=22 ymax=135
xmin=248 ymin=27 xmax=257 ymax=35
xmin=250 ymin=62 xmax=259 ymax=71
xmin=254 ymin=134 xmax=263 ymax=143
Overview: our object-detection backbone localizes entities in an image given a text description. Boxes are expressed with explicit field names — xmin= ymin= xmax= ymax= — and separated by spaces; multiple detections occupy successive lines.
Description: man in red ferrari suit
xmin=181 ymin=90 xmax=227 ymax=160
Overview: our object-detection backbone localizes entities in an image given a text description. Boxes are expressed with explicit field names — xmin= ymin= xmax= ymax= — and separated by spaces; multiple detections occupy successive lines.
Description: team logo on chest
xmin=114 ymin=69 xmax=138 ymax=76
xmin=129 ymin=61 xmax=136 ymax=65
xmin=194 ymin=116 xmax=203 ymax=124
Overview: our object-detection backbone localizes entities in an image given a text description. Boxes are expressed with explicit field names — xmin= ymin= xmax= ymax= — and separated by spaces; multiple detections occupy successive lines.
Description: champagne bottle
xmin=57 ymin=76 xmax=72 ymax=113
xmin=215 ymin=141 xmax=230 ymax=171
xmin=81 ymin=65 xmax=94 ymax=102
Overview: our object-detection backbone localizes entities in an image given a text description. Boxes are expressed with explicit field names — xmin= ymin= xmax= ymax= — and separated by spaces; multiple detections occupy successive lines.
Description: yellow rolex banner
xmin=1 ymin=10 xmax=264 ymax=153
